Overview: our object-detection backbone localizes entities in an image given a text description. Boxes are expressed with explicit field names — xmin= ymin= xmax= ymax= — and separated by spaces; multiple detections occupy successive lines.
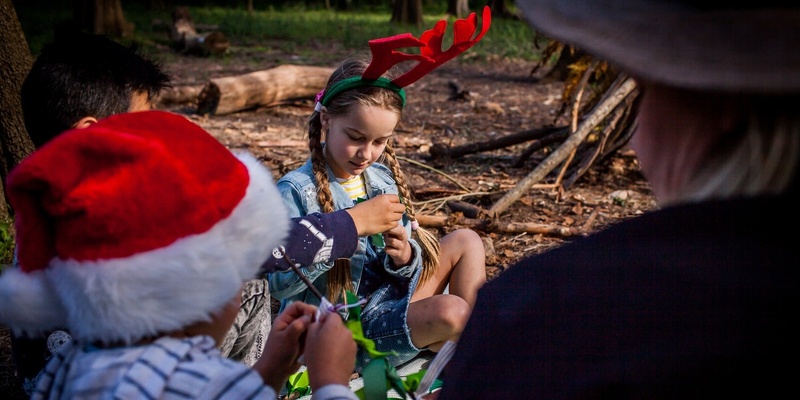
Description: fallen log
xmin=156 ymin=84 xmax=203 ymax=105
xmin=416 ymin=214 xmax=580 ymax=238
xmin=196 ymin=65 xmax=334 ymax=115
xmin=169 ymin=6 xmax=229 ymax=56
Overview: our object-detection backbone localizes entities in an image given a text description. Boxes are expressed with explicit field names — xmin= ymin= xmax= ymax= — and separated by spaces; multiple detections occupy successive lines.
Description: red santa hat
xmin=0 ymin=110 xmax=289 ymax=345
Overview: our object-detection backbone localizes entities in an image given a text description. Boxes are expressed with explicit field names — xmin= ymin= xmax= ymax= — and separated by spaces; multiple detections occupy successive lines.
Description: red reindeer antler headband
xmin=318 ymin=6 xmax=491 ymax=109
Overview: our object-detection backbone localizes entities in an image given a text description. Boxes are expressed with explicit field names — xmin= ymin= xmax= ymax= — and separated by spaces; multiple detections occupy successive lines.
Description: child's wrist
xmin=390 ymin=244 xmax=414 ymax=269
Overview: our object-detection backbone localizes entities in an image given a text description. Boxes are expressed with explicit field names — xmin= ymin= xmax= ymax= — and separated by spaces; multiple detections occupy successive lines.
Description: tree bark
xmin=74 ymin=0 xmax=134 ymax=38
xmin=487 ymin=0 xmax=516 ymax=19
xmin=0 ymin=0 xmax=35 ymax=221
xmin=446 ymin=0 xmax=469 ymax=19
xmin=156 ymin=84 xmax=203 ymax=106
xmin=196 ymin=65 xmax=335 ymax=116
xmin=391 ymin=0 xmax=423 ymax=27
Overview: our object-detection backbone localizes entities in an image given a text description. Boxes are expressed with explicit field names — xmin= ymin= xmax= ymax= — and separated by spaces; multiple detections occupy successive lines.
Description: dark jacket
xmin=441 ymin=188 xmax=798 ymax=399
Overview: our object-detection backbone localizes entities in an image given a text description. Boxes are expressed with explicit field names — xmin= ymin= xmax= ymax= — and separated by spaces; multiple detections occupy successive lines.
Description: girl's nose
xmin=356 ymin=146 xmax=370 ymax=160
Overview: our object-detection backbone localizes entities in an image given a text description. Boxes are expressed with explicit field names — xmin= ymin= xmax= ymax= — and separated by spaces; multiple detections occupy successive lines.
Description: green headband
xmin=320 ymin=76 xmax=406 ymax=108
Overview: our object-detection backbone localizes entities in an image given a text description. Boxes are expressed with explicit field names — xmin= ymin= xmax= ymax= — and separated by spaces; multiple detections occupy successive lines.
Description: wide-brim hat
xmin=516 ymin=0 xmax=800 ymax=93
xmin=0 ymin=110 xmax=290 ymax=344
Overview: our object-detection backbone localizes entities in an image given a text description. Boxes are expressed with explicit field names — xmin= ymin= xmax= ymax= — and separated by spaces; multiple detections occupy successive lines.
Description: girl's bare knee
xmin=437 ymin=295 xmax=471 ymax=333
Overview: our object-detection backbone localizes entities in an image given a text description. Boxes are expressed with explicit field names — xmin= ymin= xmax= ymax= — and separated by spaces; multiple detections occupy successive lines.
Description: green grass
xmin=14 ymin=2 xmax=541 ymax=63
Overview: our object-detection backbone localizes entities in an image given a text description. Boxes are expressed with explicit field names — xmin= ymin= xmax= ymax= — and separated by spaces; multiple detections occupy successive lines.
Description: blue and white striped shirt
xmin=31 ymin=335 xmax=356 ymax=400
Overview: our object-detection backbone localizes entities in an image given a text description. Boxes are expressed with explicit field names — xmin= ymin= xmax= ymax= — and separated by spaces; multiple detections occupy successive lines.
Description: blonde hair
xmin=680 ymin=95 xmax=799 ymax=204
xmin=307 ymin=56 xmax=441 ymax=302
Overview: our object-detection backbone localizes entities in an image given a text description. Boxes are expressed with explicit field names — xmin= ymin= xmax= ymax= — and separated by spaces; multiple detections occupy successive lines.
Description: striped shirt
xmin=32 ymin=335 xmax=357 ymax=400
xmin=338 ymin=175 xmax=366 ymax=202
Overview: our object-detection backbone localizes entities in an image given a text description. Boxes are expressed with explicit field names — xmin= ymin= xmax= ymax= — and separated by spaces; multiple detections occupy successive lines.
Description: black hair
xmin=20 ymin=28 xmax=171 ymax=148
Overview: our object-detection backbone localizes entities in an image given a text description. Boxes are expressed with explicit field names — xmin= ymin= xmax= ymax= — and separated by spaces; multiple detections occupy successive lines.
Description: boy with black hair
xmin=20 ymin=28 xmax=170 ymax=148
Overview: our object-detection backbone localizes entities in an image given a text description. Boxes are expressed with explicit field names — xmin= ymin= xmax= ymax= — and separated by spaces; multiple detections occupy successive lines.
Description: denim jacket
xmin=268 ymin=159 xmax=423 ymax=309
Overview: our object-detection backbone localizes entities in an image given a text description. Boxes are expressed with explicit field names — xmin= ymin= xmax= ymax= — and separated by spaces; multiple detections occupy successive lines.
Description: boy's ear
xmin=72 ymin=116 xmax=99 ymax=130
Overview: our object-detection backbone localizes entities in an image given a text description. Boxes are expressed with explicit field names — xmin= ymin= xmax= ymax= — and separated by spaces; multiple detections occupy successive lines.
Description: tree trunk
xmin=74 ymin=0 xmax=134 ymax=38
xmin=391 ymin=0 xmax=423 ymax=28
xmin=196 ymin=65 xmax=335 ymax=116
xmin=446 ymin=0 xmax=469 ymax=19
xmin=0 ymin=0 xmax=35 ymax=221
xmin=487 ymin=0 xmax=516 ymax=19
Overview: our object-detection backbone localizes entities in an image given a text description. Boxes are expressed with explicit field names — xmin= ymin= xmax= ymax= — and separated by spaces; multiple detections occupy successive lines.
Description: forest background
xmin=0 ymin=1 xmax=655 ymax=398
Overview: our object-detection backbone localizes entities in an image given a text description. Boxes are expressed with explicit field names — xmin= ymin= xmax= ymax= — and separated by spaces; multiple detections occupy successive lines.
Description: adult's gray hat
xmin=516 ymin=1 xmax=800 ymax=93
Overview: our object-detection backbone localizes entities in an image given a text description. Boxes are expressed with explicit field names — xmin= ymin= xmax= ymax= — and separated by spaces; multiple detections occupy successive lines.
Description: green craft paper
xmin=286 ymin=370 xmax=311 ymax=397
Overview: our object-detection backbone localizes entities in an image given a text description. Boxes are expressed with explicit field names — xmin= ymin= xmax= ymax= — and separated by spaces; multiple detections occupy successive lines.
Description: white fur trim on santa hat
xmin=0 ymin=152 xmax=289 ymax=344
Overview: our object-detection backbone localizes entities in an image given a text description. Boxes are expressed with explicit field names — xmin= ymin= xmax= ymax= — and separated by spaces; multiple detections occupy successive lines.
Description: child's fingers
xmin=274 ymin=301 xmax=317 ymax=329
xmin=383 ymin=223 xmax=407 ymax=248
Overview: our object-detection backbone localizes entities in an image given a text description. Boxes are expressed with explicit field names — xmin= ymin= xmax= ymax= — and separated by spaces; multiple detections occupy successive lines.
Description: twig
xmin=278 ymin=248 xmax=325 ymax=302
xmin=414 ymin=191 xmax=494 ymax=206
xmin=413 ymin=192 xmax=493 ymax=215
xmin=396 ymin=155 xmax=471 ymax=192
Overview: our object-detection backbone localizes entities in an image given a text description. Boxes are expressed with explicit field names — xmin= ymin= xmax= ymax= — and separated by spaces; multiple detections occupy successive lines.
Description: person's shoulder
xmin=152 ymin=336 xmax=271 ymax=395
xmin=369 ymin=162 xmax=392 ymax=174
xmin=365 ymin=163 xmax=395 ymax=184
xmin=277 ymin=160 xmax=315 ymax=185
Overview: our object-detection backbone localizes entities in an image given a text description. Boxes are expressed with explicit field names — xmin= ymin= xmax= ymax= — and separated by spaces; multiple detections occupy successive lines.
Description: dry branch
xmin=489 ymin=76 xmax=638 ymax=216
xmin=416 ymin=214 xmax=579 ymax=237
xmin=430 ymin=125 xmax=565 ymax=158
xmin=196 ymin=65 xmax=334 ymax=115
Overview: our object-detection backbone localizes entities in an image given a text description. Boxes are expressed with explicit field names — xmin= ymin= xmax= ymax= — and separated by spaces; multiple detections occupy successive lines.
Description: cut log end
xmin=196 ymin=83 xmax=221 ymax=115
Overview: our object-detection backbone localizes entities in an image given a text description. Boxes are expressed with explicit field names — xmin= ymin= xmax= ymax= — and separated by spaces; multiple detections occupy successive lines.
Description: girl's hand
xmin=346 ymin=194 xmax=405 ymax=236
xmin=383 ymin=222 xmax=412 ymax=267
xmin=253 ymin=301 xmax=316 ymax=392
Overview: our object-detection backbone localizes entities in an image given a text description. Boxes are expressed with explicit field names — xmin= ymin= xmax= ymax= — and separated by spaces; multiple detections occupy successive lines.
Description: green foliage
xmin=0 ymin=219 xmax=15 ymax=267
xmin=14 ymin=2 xmax=541 ymax=62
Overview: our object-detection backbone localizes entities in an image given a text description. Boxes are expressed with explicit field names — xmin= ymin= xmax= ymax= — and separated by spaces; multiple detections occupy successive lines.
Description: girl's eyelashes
xmin=345 ymin=133 xmax=391 ymax=145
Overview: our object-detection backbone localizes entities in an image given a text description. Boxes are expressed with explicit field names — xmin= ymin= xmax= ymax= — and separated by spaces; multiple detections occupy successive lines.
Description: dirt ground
xmin=155 ymin=42 xmax=657 ymax=278
xmin=0 ymin=41 xmax=656 ymax=398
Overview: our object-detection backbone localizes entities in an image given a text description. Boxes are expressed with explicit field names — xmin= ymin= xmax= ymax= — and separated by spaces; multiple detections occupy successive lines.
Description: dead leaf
xmin=477 ymin=101 xmax=505 ymax=115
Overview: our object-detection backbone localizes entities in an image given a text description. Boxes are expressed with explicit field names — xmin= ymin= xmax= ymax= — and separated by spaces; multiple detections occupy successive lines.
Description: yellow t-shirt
xmin=339 ymin=174 xmax=366 ymax=202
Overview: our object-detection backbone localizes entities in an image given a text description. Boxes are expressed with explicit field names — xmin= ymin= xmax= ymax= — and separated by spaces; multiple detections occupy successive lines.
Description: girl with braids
xmin=267 ymin=56 xmax=486 ymax=367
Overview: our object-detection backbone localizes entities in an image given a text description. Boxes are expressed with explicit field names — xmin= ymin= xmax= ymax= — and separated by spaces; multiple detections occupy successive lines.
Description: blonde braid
xmin=383 ymin=143 xmax=441 ymax=285
xmin=308 ymin=113 xmax=353 ymax=303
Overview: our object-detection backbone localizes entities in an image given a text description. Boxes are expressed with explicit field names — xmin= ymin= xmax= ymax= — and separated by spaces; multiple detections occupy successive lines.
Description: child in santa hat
xmin=0 ymin=110 xmax=359 ymax=399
